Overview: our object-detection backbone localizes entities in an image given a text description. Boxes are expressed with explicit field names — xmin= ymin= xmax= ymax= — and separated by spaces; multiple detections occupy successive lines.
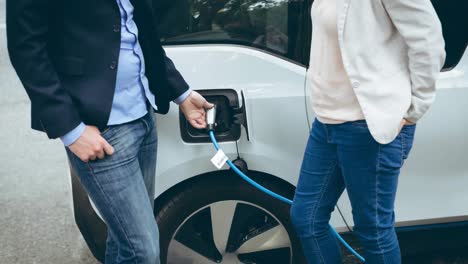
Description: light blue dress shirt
xmin=61 ymin=0 xmax=191 ymax=146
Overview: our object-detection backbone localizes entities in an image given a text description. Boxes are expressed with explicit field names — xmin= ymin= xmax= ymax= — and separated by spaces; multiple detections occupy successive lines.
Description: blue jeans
xmin=66 ymin=112 xmax=159 ymax=264
xmin=290 ymin=119 xmax=416 ymax=264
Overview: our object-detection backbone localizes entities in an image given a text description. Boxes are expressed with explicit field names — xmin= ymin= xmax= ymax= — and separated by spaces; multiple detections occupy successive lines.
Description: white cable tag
xmin=211 ymin=149 xmax=228 ymax=169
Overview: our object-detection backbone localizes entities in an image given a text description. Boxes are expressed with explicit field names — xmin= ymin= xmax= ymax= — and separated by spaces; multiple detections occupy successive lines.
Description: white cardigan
xmin=334 ymin=0 xmax=446 ymax=143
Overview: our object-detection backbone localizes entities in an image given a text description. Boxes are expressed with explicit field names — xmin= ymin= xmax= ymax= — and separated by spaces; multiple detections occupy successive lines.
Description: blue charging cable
xmin=208 ymin=130 xmax=365 ymax=262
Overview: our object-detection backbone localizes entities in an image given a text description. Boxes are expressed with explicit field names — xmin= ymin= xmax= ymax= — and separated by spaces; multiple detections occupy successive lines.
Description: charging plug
xmin=206 ymin=105 xmax=217 ymax=131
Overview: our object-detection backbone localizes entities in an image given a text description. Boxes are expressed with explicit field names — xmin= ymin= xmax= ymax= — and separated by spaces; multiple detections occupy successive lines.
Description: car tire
xmin=156 ymin=172 xmax=307 ymax=264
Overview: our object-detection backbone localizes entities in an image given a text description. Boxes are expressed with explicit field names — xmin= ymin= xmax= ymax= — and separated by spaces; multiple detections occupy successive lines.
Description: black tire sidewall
xmin=156 ymin=173 xmax=305 ymax=264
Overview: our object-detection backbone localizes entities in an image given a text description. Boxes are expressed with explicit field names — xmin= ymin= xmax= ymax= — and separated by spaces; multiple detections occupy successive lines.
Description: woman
xmin=290 ymin=0 xmax=446 ymax=263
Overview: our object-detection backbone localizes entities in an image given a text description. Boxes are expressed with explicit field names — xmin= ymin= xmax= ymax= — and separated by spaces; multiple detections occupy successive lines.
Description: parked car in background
xmin=71 ymin=0 xmax=468 ymax=263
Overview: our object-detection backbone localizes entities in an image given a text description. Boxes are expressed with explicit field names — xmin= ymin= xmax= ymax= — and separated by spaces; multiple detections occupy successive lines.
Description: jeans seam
xmin=138 ymin=123 xmax=158 ymax=209
xmin=376 ymin=144 xmax=386 ymax=264
xmin=140 ymin=112 xmax=152 ymax=136
xmin=310 ymin=160 xmax=337 ymax=264
xmin=101 ymin=126 xmax=112 ymax=136
xmin=139 ymin=115 xmax=157 ymax=167
xmin=143 ymin=114 xmax=156 ymax=144
xmin=401 ymin=132 xmax=406 ymax=164
xmin=323 ymin=123 xmax=330 ymax=143
xmin=85 ymin=162 xmax=140 ymax=264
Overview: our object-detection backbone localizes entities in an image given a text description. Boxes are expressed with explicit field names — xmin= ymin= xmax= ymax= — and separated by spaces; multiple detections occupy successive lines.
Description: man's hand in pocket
xmin=69 ymin=126 xmax=114 ymax=162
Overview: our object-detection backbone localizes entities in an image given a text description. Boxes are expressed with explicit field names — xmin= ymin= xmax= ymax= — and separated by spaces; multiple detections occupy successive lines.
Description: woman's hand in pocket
xmin=399 ymin=119 xmax=414 ymax=133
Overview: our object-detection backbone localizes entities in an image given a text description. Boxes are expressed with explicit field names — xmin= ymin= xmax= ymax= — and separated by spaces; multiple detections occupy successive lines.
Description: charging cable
xmin=205 ymin=106 xmax=366 ymax=262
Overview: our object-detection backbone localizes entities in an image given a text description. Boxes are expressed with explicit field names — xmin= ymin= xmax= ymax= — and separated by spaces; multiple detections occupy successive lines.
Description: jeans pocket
xmin=100 ymin=126 xmax=112 ymax=136
xmin=401 ymin=125 xmax=416 ymax=160
xmin=100 ymin=125 xmax=120 ymax=142
xmin=378 ymin=134 xmax=405 ymax=170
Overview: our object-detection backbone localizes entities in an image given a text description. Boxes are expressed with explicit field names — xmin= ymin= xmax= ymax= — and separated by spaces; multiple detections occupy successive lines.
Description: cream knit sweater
xmin=309 ymin=0 xmax=365 ymax=124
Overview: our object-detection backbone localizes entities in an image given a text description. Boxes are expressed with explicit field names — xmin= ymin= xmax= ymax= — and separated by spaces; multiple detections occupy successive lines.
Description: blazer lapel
xmin=337 ymin=0 xmax=350 ymax=48
xmin=130 ymin=0 xmax=152 ymax=11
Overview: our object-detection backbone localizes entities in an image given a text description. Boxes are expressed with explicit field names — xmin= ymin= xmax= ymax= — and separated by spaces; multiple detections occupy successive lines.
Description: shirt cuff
xmin=60 ymin=122 xmax=86 ymax=147
xmin=173 ymin=89 xmax=192 ymax=105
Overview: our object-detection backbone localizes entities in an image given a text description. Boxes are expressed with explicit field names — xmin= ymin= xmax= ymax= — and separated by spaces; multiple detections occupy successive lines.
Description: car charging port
xmin=179 ymin=89 xmax=243 ymax=143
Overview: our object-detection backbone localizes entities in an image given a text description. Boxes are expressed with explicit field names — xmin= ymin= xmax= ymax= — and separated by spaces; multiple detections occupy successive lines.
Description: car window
xmin=156 ymin=0 xmax=307 ymax=64
xmin=431 ymin=0 xmax=468 ymax=70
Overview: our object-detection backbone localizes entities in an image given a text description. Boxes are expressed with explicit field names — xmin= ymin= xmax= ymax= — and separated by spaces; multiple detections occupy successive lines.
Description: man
xmin=7 ymin=0 xmax=213 ymax=263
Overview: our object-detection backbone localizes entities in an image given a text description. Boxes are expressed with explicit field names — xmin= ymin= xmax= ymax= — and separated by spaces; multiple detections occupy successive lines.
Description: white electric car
xmin=72 ymin=0 xmax=468 ymax=263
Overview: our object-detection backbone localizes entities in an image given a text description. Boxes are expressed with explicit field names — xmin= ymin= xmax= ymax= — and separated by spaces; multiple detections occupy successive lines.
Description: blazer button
xmin=110 ymin=61 xmax=117 ymax=70
xmin=113 ymin=25 xmax=120 ymax=33
xmin=352 ymin=81 xmax=360 ymax=89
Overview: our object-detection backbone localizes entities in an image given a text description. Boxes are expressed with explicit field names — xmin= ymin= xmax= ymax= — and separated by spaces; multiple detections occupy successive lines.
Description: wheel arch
xmin=154 ymin=169 xmax=297 ymax=219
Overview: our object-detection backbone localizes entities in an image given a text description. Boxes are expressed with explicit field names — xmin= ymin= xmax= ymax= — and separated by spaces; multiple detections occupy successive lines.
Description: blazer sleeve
xmin=150 ymin=1 xmax=190 ymax=101
xmin=382 ymin=0 xmax=446 ymax=123
xmin=7 ymin=0 xmax=82 ymax=139
xmin=161 ymin=47 xmax=190 ymax=101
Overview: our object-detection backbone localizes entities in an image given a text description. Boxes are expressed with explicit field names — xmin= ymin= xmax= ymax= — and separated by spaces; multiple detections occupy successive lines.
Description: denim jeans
xmin=66 ymin=112 xmax=159 ymax=264
xmin=290 ymin=119 xmax=416 ymax=264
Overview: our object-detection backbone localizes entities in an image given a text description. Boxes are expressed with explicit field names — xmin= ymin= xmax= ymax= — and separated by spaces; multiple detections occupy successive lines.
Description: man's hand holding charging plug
xmin=180 ymin=91 xmax=214 ymax=129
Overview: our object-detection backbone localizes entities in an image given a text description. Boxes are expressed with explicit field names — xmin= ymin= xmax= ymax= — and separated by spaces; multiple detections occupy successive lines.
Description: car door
xmin=156 ymin=0 xmax=350 ymax=230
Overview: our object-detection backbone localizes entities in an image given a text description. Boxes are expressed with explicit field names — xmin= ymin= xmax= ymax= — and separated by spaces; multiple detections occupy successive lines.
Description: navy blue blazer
xmin=6 ymin=0 xmax=189 ymax=139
